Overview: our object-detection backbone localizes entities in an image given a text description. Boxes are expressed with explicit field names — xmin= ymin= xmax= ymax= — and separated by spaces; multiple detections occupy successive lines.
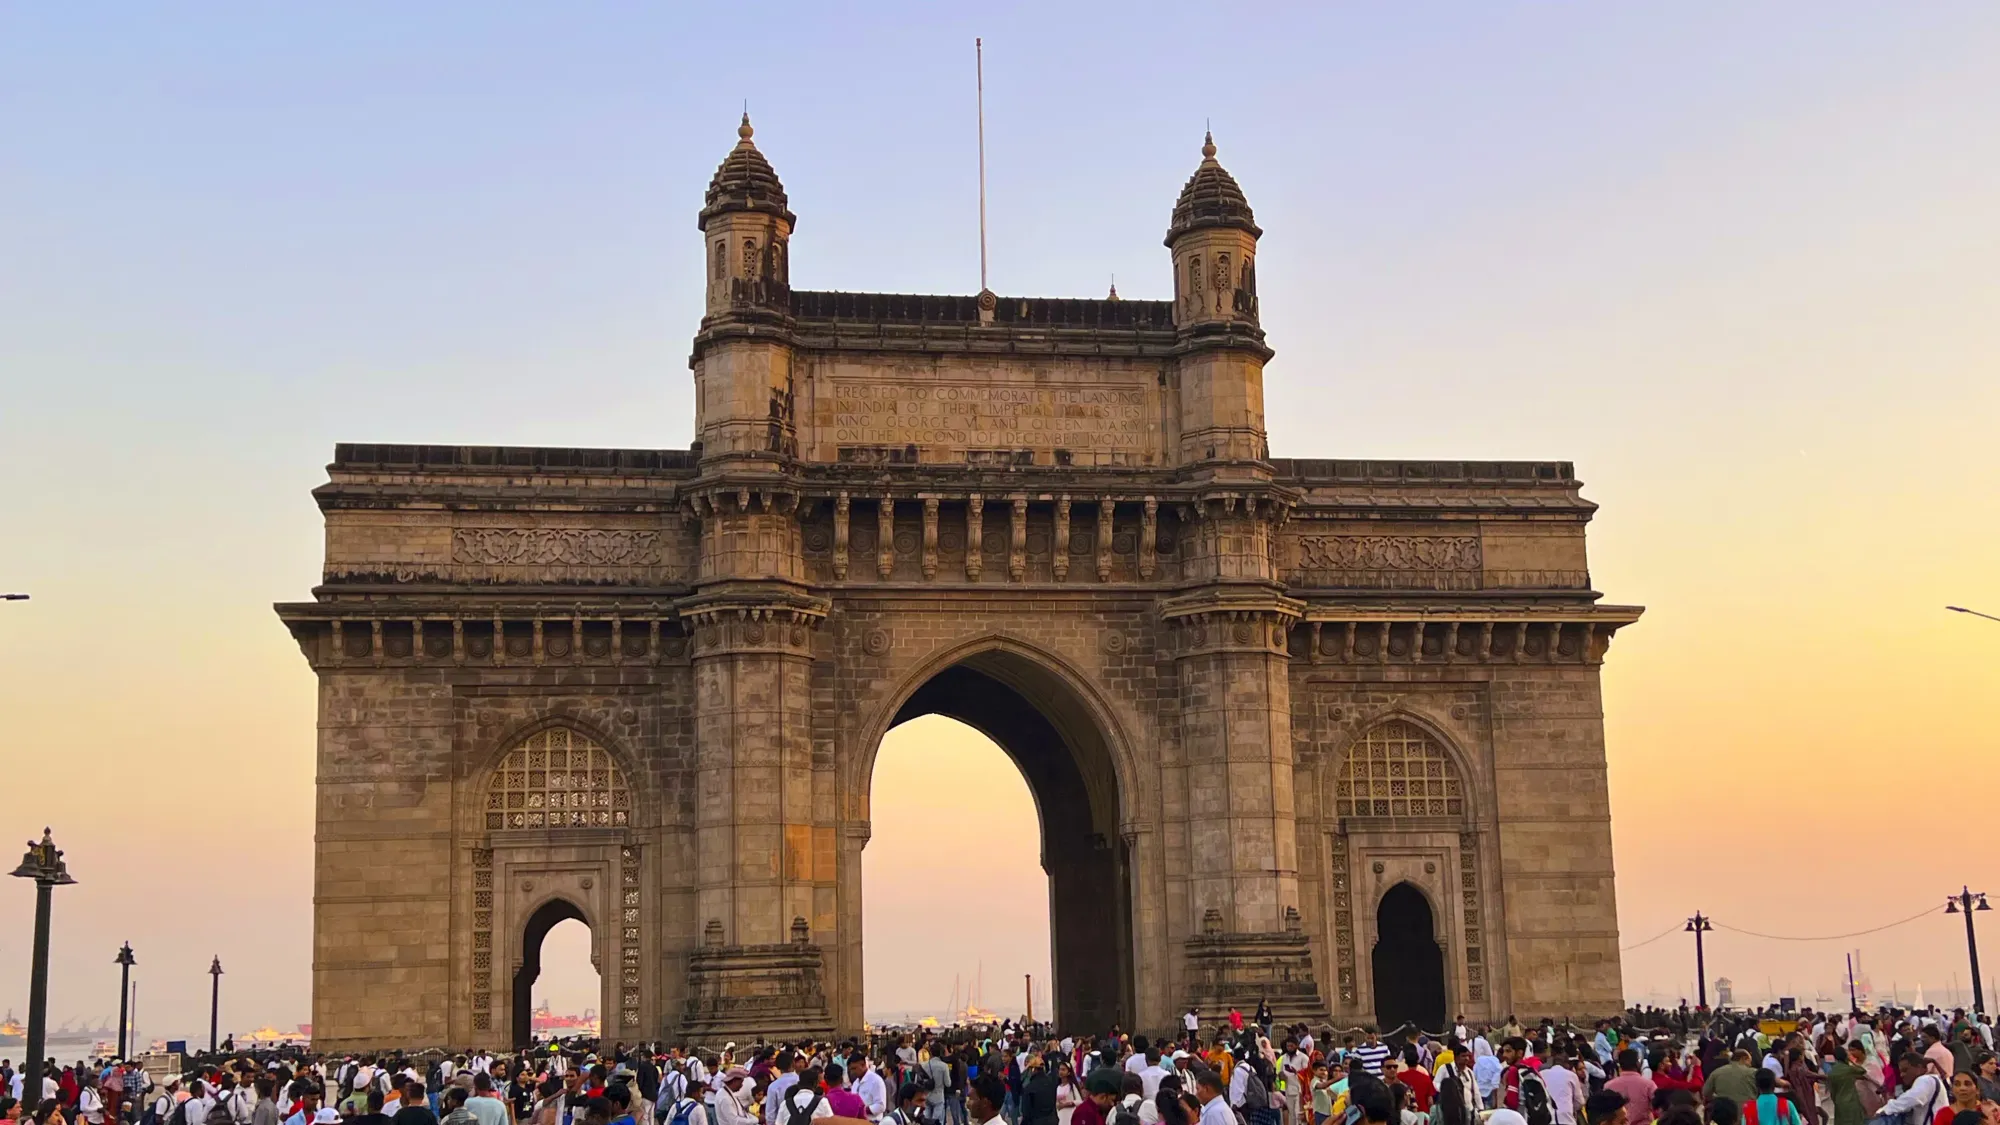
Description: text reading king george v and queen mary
xmin=827 ymin=382 xmax=1154 ymax=453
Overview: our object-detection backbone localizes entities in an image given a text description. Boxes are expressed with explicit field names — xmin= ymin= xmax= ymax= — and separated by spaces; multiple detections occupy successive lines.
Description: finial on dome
xmin=701 ymin=109 xmax=792 ymax=227
xmin=1107 ymin=276 xmax=1120 ymax=301
xmin=1201 ymin=130 xmax=1216 ymax=160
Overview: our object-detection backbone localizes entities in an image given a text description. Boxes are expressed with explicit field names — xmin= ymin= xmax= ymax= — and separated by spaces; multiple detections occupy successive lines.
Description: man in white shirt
xmin=1195 ymin=1071 xmax=1234 ymax=1125
xmin=150 ymin=1079 xmax=181 ymax=1124
xmin=78 ymin=1078 xmax=107 ymax=1125
xmin=1228 ymin=1055 xmax=1252 ymax=1111
xmin=1138 ymin=1050 xmax=1170 ymax=1102
xmin=851 ymin=1057 xmax=888 ymax=1122
xmin=186 ymin=1080 xmax=216 ymax=1125
xmin=1878 ymin=1055 xmax=1947 ymax=1125
xmin=1542 ymin=1054 xmax=1585 ymax=1125
xmin=1279 ymin=1041 xmax=1310 ymax=1125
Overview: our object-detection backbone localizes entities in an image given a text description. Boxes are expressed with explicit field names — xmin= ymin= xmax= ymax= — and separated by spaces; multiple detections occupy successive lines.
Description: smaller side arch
xmin=1371 ymin=881 xmax=1446 ymax=1033
xmin=512 ymin=896 xmax=591 ymax=1048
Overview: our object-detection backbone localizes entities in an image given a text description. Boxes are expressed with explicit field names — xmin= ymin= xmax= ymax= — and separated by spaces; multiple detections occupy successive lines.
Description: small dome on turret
xmin=701 ymin=113 xmax=794 ymax=227
xmin=1165 ymin=131 xmax=1260 ymax=245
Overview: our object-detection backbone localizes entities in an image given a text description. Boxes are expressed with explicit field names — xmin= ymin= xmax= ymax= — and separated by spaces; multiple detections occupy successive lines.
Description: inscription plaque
xmin=827 ymin=381 xmax=1154 ymax=458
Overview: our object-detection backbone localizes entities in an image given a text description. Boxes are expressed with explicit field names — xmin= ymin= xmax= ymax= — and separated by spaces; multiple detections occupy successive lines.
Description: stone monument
xmin=278 ymin=118 xmax=1641 ymax=1049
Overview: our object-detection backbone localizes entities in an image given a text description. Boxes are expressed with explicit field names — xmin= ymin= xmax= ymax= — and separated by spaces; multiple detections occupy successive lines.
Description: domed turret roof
xmin=1166 ymin=131 xmax=1260 ymax=245
xmin=701 ymin=114 xmax=794 ymax=227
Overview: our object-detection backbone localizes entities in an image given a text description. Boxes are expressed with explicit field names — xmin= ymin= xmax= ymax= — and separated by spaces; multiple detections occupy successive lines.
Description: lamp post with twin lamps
xmin=10 ymin=829 xmax=77 ymax=1085
xmin=1946 ymin=888 xmax=1990 ymax=1015
xmin=1686 ymin=911 xmax=1714 ymax=1009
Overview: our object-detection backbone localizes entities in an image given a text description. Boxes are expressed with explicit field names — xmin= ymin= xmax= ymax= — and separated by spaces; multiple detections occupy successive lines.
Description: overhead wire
xmin=1621 ymin=903 xmax=1940 ymax=950
xmin=1710 ymin=905 xmax=1941 ymax=942
xmin=1621 ymin=923 xmax=1685 ymax=952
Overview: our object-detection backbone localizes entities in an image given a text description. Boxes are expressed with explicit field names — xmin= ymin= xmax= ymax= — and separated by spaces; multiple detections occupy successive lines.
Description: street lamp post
xmin=10 ymin=829 xmax=77 ymax=1087
xmin=1947 ymin=606 xmax=2000 ymax=623
xmin=114 ymin=942 xmax=136 ymax=1059
xmin=1946 ymin=888 xmax=1991 ymax=1014
xmin=1686 ymin=912 xmax=1714 ymax=1009
xmin=208 ymin=956 xmax=223 ymax=1053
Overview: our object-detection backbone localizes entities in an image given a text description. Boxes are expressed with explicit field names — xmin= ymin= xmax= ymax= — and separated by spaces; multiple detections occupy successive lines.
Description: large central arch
xmin=857 ymin=640 xmax=1138 ymax=1032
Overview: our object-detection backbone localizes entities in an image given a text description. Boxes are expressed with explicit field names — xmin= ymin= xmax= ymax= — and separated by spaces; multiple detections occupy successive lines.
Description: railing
xmin=330 ymin=444 xmax=700 ymax=473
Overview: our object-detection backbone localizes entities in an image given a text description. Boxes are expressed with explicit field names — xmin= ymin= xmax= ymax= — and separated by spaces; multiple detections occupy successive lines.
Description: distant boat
xmin=0 ymin=1011 xmax=115 ymax=1047
xmin=530 ymin=999 xmax=598 ymax=1039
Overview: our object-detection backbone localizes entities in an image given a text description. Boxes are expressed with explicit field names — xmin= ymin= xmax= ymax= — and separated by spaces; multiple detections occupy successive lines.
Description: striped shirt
xmin=1351 ymin=1043 xmax=1392 ymax=1078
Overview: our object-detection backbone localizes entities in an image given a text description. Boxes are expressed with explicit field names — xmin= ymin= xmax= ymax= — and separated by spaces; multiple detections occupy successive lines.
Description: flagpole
xmin=976 ymin=37 xmax=988 ymax=293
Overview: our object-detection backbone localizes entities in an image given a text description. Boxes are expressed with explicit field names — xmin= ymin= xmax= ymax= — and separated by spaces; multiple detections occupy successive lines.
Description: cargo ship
xmin=0 ymin=1012 xmax=118 ymax=1048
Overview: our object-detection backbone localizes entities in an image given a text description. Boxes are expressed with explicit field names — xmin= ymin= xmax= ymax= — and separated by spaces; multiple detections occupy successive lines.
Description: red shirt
xmin=1401 ymin=1069 xmax=1435 ymax=1113
xmin=1074 ymin=1098 xmax=1109 ymax=1125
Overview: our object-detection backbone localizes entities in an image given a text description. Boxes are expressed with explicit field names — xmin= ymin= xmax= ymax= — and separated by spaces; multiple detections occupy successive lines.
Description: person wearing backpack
xmin=1869 ymin=1055 xmax=1945 ymax=1125
xmin=771 ymin=1068 xmax=831 ymax=1125
xmin=1743 ymin=1069 xmax=1800 ymax=1125
xmin=149 ymin=1078 xmax=181 ymax=1125
xmin=180 ymin=1079 xmax=214 ymax=1125
xmin=659 ymin=1082 xmax=706 ymax=1125
xmin=1515 ymin=1064 xmax=1553 ymax=1125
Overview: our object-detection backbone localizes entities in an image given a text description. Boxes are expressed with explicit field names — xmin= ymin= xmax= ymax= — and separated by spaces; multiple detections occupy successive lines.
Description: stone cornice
xmin=1288 ymin=606 xmax=1644 ymax=666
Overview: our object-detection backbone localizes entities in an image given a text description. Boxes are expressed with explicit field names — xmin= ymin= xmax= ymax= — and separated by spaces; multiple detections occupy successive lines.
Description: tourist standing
xmin=1603 ymin=1052 xmax=1656 ymax=1125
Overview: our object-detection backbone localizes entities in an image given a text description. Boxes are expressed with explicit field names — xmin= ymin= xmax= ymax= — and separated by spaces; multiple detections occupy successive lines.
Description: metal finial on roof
xmin=1202 ymin=130 xmax=1216 ymax=160
xmin=738 ymin=112 xmax=754 ymax=143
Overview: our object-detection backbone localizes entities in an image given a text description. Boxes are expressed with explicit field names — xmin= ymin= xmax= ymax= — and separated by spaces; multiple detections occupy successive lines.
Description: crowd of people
xmin=3 ymin=1005 xmax=1998 ymax=1125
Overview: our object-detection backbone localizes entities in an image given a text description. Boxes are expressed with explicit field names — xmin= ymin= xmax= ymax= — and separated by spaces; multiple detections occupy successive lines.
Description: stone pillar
xmin=1164 ymin=491 xmax=1324 ymax=1023
xmin=681 ymin=482 xmax=833 ymax=1041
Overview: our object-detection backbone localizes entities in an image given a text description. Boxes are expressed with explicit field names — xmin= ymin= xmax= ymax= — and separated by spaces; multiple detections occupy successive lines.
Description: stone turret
xmin=692 ymin=114 xmax=799 ymax=463
xmin=1167 ymin=132 xmax=1270 ymax=466
xmin=701 ymin=113 xmax=794 ymax=317
xmin=1167 ymin=130 xmax=1261 ymax=330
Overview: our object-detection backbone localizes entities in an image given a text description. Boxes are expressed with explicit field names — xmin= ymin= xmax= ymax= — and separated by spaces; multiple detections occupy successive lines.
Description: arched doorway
xmin=513 ymin=898 xmax=590 ymax=1047
xmin=864 ymin=715 xmax=1051 ymax=1023
xmin=1372 ymin=882 xmax=1446 ymax=1033
xmin=864 ymin=649 xmax=1133 ymax=1032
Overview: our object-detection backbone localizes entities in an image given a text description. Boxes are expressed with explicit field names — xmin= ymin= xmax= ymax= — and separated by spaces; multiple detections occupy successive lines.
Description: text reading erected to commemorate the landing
xmin=828 ymin=382 xmax=1153 ymax=452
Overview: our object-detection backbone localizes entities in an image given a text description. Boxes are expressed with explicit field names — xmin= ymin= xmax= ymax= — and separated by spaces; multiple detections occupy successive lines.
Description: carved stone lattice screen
xmin=1334 ymin=720 xmax=1464 ymax=818
xmin=471 ymin=847 xmax=494 ymax=1033
xmin=486 ymin=728 xmax=632 ymax=830
xmin=1330 ymin=834 xmax=1355 ymax=1005
xmin=1459 ymin=832 xmax=1486 ymax=1003
xmin=620 ymin=846 xmax=642 ymax=1026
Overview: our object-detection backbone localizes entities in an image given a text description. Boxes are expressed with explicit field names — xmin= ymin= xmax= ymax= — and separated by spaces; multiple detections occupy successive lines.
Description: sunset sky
xmin=1 ymin=3 xmax=1996 ymax=1036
